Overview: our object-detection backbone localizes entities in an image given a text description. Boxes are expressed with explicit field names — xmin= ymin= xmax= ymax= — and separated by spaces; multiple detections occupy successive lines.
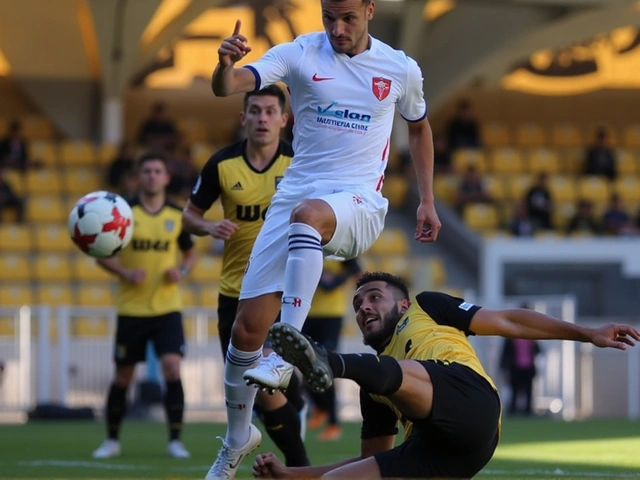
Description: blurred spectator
xmin=525 ymin=172 xmax=552 ymax=230
xmin=106 ymin=143 xmax=136 ymax=192
xmin=433 ymin=133 xmax=452 ymax=174
xmin=446 ymin=98 xmax=482 ymax=150
xmin=509 ymin=202 xmax=537 ymax=237
xmin=0 ymin=121 xmax=36 ymax=171
xmin=137 ymin=102 xmax=178 ymax=150
xmin=566 ymin=200 xmax=600 ymax=235
xmin=583 ymin=127 xmax=616 ymax=180
xmin=0 ymin=167 xmax=25 ymax=222
xmin=167 ymin=146 xmax=199 ymax=201
xmin=456 ymin=165 xmax=492 ymax=212
xmin=602 ymin=194 xmax=631 ymax=236
xmin=500 ymin=309 xmax=541 ymax=417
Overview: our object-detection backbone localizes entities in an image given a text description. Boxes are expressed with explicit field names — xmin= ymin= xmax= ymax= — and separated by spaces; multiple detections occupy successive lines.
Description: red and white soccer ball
xmin=68 ymin=191 xmax=134 ymax=258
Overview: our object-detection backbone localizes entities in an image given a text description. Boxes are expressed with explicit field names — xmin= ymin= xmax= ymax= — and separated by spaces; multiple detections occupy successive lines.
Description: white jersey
xmin=245 ymin=32 xmax=427 ymax=193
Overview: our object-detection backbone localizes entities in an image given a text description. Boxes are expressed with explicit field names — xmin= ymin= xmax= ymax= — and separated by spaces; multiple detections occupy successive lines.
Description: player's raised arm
xmin=212 ymin=20 xmax=257 ymax=96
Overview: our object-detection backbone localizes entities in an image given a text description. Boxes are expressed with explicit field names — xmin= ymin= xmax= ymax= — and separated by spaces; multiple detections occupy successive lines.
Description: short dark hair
xmin=243 ymin=85 xmax=286 ymax=112
xmin=356 ymin=271 xmax=410 ymax=301
xmin=136 ymin=150 xmax=168 ymax=169
xmin=324 ymin=0 xmax=372 ymax=4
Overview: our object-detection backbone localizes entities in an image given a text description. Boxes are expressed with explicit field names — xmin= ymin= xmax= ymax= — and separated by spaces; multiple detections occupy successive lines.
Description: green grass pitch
xmin=0 ymin=418 xmax=639 ymax=479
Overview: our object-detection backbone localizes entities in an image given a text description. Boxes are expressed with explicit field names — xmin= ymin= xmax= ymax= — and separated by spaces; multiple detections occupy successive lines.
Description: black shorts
xmin=114 ymin=311 xmax=185 ymax=365
xmin=375 ymin=361 xmax=501 ymax=479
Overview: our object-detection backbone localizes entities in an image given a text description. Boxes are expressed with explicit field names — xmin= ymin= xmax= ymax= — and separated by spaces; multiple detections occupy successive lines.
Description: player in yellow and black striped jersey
xmin=92 ymin=151 xmax=196 ymax=460
xmin=182 ymin=85 xmax=309 ymax=467
xmin=261 ymin=272 xmax=640 ymax=479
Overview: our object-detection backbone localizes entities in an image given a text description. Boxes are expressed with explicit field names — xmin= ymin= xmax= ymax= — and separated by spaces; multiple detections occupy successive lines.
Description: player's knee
xmin=255 ymin=389 xmax=286 ymax=410
xmin=162 ymin=362 xmax=181 ymax=382
xmin=231 ymin=315 xmax=270 ymax=350
xmin=114 ymin=366 xmax=135 ymax=387
xmin=290 ymin=200 xmax=325 ymax=228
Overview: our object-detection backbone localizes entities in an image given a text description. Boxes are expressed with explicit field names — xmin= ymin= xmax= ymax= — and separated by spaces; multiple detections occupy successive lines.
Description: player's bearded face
xmin=361 ymin=302 xmax=403 ymax=351
xmin=321 ymin=0 xmax=374 ymax=55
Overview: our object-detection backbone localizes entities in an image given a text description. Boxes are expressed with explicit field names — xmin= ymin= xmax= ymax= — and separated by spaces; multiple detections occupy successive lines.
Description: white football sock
xmin=224 ymin=344 xmax=262 ymax=448
xmin=281 ymin=222 xmax=323 ymax=331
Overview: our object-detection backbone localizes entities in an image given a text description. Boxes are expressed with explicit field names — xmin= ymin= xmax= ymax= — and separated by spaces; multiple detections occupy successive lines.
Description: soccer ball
xmin=68 ymin=191 xmax=134 ymax=258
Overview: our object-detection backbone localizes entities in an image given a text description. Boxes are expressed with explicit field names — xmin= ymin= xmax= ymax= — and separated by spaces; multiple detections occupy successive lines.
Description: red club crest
xmin=372 ymin=77 xmax=391 ymax=101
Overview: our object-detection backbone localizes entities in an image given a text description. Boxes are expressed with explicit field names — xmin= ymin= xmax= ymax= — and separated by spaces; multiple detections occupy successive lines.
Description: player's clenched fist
xmin=252 ymin=452 xmax=288 ymax=478
xmin=218 ymin=19 xmax=252 ymax=67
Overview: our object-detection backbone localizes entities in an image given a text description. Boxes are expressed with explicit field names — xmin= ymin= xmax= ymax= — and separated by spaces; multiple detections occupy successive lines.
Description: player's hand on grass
xmin=415 ymin=201 xmax=441 ymax=243
xmin=588 ymin=324 xmax=640 ymax=350
xmin=253 ymin=452 xmax=288 ymax=478
xmin=165 ymin=268 xmax=183 ymax=283
xmin=125 ymin=268 xmax=146 ymax=284
xmin=219 ymin=19 xmax=252 ymax=68
xmin=208 ymin=219 xmax=239 ymax=240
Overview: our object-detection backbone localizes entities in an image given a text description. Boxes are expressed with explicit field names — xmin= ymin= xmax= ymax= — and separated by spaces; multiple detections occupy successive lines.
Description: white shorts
xmin=239 ymin=187 xmax=388 ymax=300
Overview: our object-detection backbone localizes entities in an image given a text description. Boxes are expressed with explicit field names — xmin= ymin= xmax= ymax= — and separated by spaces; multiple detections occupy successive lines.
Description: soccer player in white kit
xmin=206 ymin=1 xmax=441 ymax=478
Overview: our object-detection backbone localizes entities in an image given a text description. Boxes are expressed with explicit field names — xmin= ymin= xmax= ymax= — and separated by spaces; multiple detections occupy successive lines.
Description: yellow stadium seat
xmin=179 ymin=118 xmax=208 ymax=144
xmin=34 ymin=254 xmax=72 ymax=282
xmin=560 ymin=148 xmax=584 ymax=174
xmin=71 ymin=254 xmax=113 ymax=282
xmin=63 ymin=168 xmax=102 ymax=195
xmin=489 ymin=148 xmax=525 ymax=174
xmin=60 ymin=140 xmax=97 ymax=167
xmin=434 ymin=174 xmax=459 ymax=205
xmin=33 ymin=224 xmax=73 ymax=253
xmin=0 ymin=255 xmax=31 ymax=282
xmin=578 ymin=176 xmax=612 ymax=204
xmin=483 ymin=175 xmax=506 ymax=201
xmin=97 ymin=143 xmax=119 ymax=166
xmin=452 ymin=149 xmax=487 ymax=174
xmin=503 ymin=174 xmax=533 ymax=201
xmin=190 ymin=256 xmax=222 ymax=282
xmin=0 ymin=285 xmax=34 ymax=306
xmin=3 ymin=169 xmax=26 ymax=196
xmin=0 ymin=317 xmax=14 ymax=336
xmin=515 ymin=123 xmax=546 ymax=147
xmin=25 ymin=169 xmax=63 ymax=195
xmin=37 ymin=284 xmax=75 ymax=305
xmin=623 ymin=124 xmax=640 ymax=148
xmin=369 ymin=229 xmax=409 ymax=256
xmin=616 ymin=149 xmax=637 ymax=175
xmin=30 ymin=140 xmax=58 ymax=166
xmin=379 ymin=256 xmax=411 ymax=280
xmin=481 ymin=122 xmax=510 ymax=147
xmin=553 ymin=202 xmax=577 ymax=230
xmin=0 ymin=225 xmax=33 ymax=252
xmin=77 ymin=284 xmax=114 ymax=306
xmin=548 ymin=176 xmax=577 ymax=203
xmin=181 ymin=285 xmax=197 ymax=307
xmin=199 ymin=285 xmax=220 ymax=308
xmin=528 ymin=148 xmax=561 ymax=174
xmin=426 ymin=257 xmax=447 ymax=289
xmin=72 ymin=318 xmax=109 ymax=337
xmin=613 ymin=177 xmax=640 ymax=204
xmin=192 ymin=142 xmax=216 ymax=168
xmin=551 ymin=123 xmax=583 ymax=148
xmin=26 ymin=195 xmax=66 ymax=223
xmin=21 ymin=115 xmax=54 ymax=139
xmin=382 ymin=174 xmax=409 ymax=208
xmin=463 ymin=203 xmax=500 ymax=232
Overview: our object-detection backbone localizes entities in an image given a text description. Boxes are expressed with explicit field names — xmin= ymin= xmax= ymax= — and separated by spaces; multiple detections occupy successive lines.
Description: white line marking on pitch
xmin=481 ymin=469 xmax=640 ymax=478
xmin=17 ymin=460 xmax=251 ymax=472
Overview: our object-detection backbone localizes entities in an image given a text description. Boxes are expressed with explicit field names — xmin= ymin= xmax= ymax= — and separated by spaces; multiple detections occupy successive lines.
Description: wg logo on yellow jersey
xmin=236 ymin=205 xmax=268 ymax=222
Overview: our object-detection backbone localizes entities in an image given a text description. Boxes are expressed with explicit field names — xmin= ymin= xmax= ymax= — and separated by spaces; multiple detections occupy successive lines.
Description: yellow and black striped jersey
xmin=115 ymin=198 xmax=194 ymax=316
xmin=190 ymin=139 xmax=293 ymax=297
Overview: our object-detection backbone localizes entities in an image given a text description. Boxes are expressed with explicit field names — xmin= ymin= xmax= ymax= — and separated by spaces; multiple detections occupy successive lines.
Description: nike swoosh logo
xmin=229 ymin=453 xmax=246 ymax=469
xmin=312 ymin=73 xmax=334 ymax=82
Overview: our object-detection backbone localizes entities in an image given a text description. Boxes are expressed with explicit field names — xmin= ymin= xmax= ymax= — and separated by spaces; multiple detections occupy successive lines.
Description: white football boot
xmin=204 ymin=424 xmax=262 ymax=480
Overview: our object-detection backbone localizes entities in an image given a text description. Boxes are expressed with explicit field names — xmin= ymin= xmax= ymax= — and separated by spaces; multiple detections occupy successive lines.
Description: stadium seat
xmin=33 ymin=224 xmax=73 ymax=253
xmin=97 ymin=143 xmax=118 ymax=166
xmin=26 ymin=195 xmax=66 ymax=223
xmin=489 ymin=148 xmax=525 ymax=174
xmin=379 ymin=256 xmax=411 ymax=281
xmin=0 ymin=285 xmax=34 ymax=306
xmin=34 ymin=254 xmax=73 ymax=282
xmin=179 ymin=118 xmax=208 ymax=144
xmin=553 ymin=202 xmax=577 ymax=230
xmin=482 ymin=175 xmax=506 ymax=201
xmin=71 ymin=254 xmax=113 ymax=282
xmin=528 ymin=148 xmax=561 ymax=175
xmin=578 ymin=176 xmax=612 ymax=204
xmin=463 ymin=203 xmax=500 ymax=232
xmin=0 ymin=255 xmax=32 ymax=282
xmin=481 ymin=122 xmax=510 ymax=147
xmin=77 ymin=284 xmax=114 ymax=306
xmin=60 ymin=140 xmax=97 ymax=167
xmin=181 ymin=285 xmax=197 ymax=308
xmin=434 ymin=174 xmax=459 ymax=205
xmin=615 ymin=149 xmax=637 ymax=175
xmin=198 ymin=284 xmax=220 ymax=308
xmin=190 ymin=256 xmax=222 ymax=282
xmin=515 ymin=123 xmax=546 ymax=147
xmin=37 ymin=284 xmax=75 ymax=305
xmin=72 ymin=318 xmax=109 ymax=337
xmin=192 ymin=142 xmax=216 ymax=168
xmin=613 ymin=177 xmax=640 ymax=204
xmin=0 ymin=317 xmax=14 ymax=336
xmin=503 ymin=174 xmax=533 ymax=202
xmin=368 ymin=229 xmax=409 ymax=256
xmin=63 ymin=168 xmax=102 ymax=195
xmin=548 ymin=176 xmax=577 ymax=203
xmin=560 ymin=148 xmax=584 ymax=174
xmin=452 ymin=149 xmax=487 ymax=174
xmin=3 ymin=169 xmax=26 ymax=196
xmin=30 ymin=140 xmax=58 ymax=166
xmin=551 ymin=123 xmax=583 ymax=148
xmin=623 ymin=124 xmax=640 ymax=148
xmin=21 ymin=115 xmax=54 ymax=139
xmin=25 ymin=169 xmax=63 ymax=195
xmin=382 ymin=174 xmax=409 ymax=208
xmin=0 ymin=225 xmax=33 ymax=252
